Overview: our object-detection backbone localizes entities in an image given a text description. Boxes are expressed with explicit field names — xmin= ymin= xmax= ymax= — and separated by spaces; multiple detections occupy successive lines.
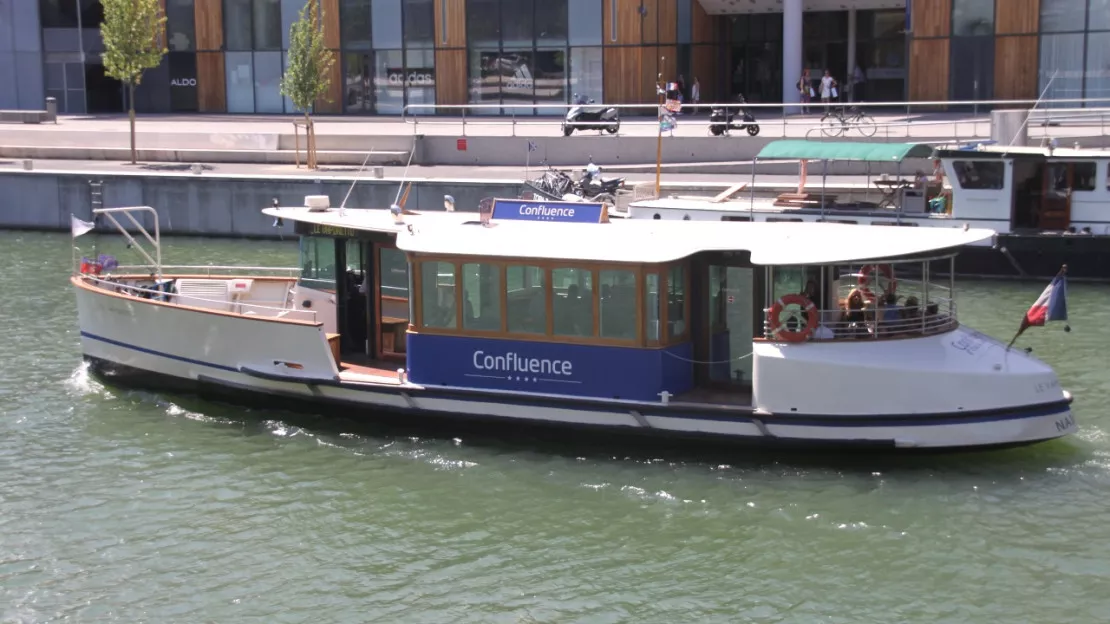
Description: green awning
xmin=756 ymin=140 xmax=936 ymax=162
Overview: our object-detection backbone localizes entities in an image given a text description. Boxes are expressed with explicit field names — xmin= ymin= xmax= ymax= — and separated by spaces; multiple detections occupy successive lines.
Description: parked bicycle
xmin=820 ymin=105 xmax=877 ymax=137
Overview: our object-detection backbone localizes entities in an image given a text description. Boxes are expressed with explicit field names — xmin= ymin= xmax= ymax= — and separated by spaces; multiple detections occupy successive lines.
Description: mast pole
xmin=654 ymin=61 xmax=665 ymax=198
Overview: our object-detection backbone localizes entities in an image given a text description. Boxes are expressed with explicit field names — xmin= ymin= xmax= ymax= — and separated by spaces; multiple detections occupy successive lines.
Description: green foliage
xmin=281 ymin=0 xmax=336 ymax=113
xmin=99 ymin=0 xmax=167 ymax=86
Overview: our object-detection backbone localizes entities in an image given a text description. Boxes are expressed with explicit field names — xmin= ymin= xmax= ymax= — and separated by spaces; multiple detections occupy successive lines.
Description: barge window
xmin=952 ymin=161 xmax=1003 ymax=189
xmin=552 ymin=267 xmax=594 ymax=337
xmin=1061 ymin=162 xmax=1096 ymax=191
xmin=462 ymin=262 xmax=502 ymax=331
xmin=667 ymin=264 xmax=687 ymax=340
xmin=421 ymin=261 xmax=457 ymax=329
xmin=298 ymin=236 xmax=336 ymax=289
xmin=645 ymin=272 xmax=660 ymax=341
xmin=506 ymin=264 xmax=546 ymax=334
xmin=599 ymin=269 xmax=636 ymax=340
xmin=379 ymin=247 xmax=409 ymax=302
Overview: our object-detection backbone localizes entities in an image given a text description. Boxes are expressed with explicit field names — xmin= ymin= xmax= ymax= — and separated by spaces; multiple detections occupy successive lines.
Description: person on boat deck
xmin=880 ymin=291 xmax=901 ymax=323
xmin=840 ymin=289 xmax=870 ymax=338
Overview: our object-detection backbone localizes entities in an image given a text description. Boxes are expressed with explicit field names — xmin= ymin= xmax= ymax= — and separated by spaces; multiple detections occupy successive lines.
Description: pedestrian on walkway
xmin=691 ymin=77 xmax=701 ymax=115
xmin=820 ymin=69 xmax=838 ymax=110
xmin=797 ymin=69 xmax=812 ymax=114
xmin=850 ymin=64 xmax=866 ymax=102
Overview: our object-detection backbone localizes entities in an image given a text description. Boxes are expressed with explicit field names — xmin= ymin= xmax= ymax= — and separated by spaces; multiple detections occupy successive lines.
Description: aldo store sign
xmin=168 ymin=52 xmax=198 ymax=112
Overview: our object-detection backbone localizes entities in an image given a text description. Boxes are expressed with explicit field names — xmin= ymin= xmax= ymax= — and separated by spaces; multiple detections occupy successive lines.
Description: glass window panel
xmin=873 ymin=10 xmax=903 ymax=39
xmin=506 ymin=265 xmax=547 ymax=334
xmin=372 ymin=0 xmax=404 ymax=49
xmin=568 ymin=0 xmax=600 ymax=45
xmin=167 ymin=0 xmax=196 ymax=51
xmin=421 ymin=261 xmax=457 ymax=329
xmin=39 ymin=0 xmax=80 ymax=28
xmin=1040 ymin=0 xmax=1086 ymax=32
xmin=405 ymin=48 xmax=437 ymax=114
xmin=951 ymin=0 xmax=994 ymax=36
xmin=1091 ymin=0 xmax=1110 ymax=30
xmin=499 ymin=51 xmax=534 ymax=114
xmin=677 ymin=0 xmax=692 ymax=44
xmin=1069 ymin=162 xmax=1098 ymax=191
xmin=299 ymin=236 xmax=336 ymax=288
xmin=373 ymin=49 xmax=405 ymax=113
xmin=536 ymin=0 xmax=568 ymax=45
xmin=645 ymin=272 xmax=660 ymax=341
xmin=467 ymin=0 xmax=501 ymax=47
xmin=340 ymin=0 xmax=372 ymax=49
xmin=1086 ymin=33 xmax=1110 ymax=105
xmin=253 ymin=51 xmax=283 ymax=112
xmin=949 ymin=36 xmax=994 ymax=101
xmin=344 ymin=52 xmax=374 ymax=112
xmin=79 ymin=0 xmax=103 ymax=27
xmin=404 ymin=0 xmax=435 ymax=48
xmin=667 ymin=264 xmax=686 ymax=340
xmin=569 ymin=47 xmax=602 ymax=107
xmin=462 ymin=263 xmax=502 ymax=331
xmin=469 ymin=49 xmax=502 ymax=113
xmin=224 ymin=0 xmax=253 ymax=50
xmin=534 ymin=49 xmax=566 ymax=114
xmin=225 ymin=51 xmax=255 ymax=111
xmin=599 ymin=269 xmax=636 ymax=340
xmin=552 ymin=267 xmax=593 ymax=337
xmin=501 ymin=1 xmax=532 ymax=46
xmin=952 ymin=161 xmax=1005 ymax=189
xmin=1039 ymin=33 xmax=1085 ymax=105
xmin=253 ymin=0 xmax=283 ymax=50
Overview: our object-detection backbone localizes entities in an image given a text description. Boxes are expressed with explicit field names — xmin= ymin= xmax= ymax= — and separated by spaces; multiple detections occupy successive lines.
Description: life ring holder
xmin=768 ymin=294 xmax=818 ymax=343
xmin=858 ymin=264 xmax=896 ymax=300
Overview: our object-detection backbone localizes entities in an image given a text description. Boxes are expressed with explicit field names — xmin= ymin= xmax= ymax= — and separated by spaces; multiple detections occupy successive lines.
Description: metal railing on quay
xmin=400 ymin=97 xmax=1110 ymax=139
xmin=763 ymin=298 xmax=958 ymax=342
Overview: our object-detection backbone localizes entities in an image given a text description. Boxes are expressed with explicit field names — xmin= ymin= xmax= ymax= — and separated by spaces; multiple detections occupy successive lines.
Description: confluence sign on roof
xmin=492 ymin=199 xmax=607 ymax=223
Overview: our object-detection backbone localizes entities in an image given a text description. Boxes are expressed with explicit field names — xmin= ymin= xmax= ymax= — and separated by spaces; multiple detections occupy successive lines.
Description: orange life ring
xmin=858 ymin=264 xmax=896 ymax=300
xmin=768 ymin=294 xmax=818 ymax=342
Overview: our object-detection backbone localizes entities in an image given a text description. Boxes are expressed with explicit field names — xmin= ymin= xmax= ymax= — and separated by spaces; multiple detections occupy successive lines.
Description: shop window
xmin=340 ymin=0 xmax=372 ymax=50
xmin=536 ymin=0 xmax=569 ymax=46
xmin=404 ymin=0 xmax=436 ymax=48
xmin=371 ymin=0 xmax=403 ymax=49
xmin=252 ymin=0 xmax=282 ymax=50
xmin=421 ymin=261 xmax=457 ymax=329
xmin=667 ymin=264 xmax=687 ymax=341
xmin=253 ymin=51 xmax=284 ymax=113
xmin=462 ymin=263 xmax=502 ymax=331
xmin=1040 ymin=0 xmax=1086 ymax=33
xmin=1038 ymin=34 xmax=1084 ymax=105
xmin=507 ymin=265 xmax=546 ymax=334
xmin=951 ymin=0 xmax=994 ymax=37
xmin=599 ymin=270 xmax=636 ymax=340
xmin=501 ymin=1 xmax=533 ymax=47
xmin=466 ymin=0 xmax=501 ymax=47
xmin=299 ymin=236 xmax=336 ymax=289
xmin=535 ymin=49 xmax=566 ymax=114
xmin=952 ymin=161 xmax=1004 ymax=189
xmin=344 ymin=53 xmax=374 ymax=112
xmin=39 ymin=0 xmax=79 ymax=28
xmin=645 ymin=272 xmax=660 ymax=341
xmin=469 ymin=49 xmax=502 ymax=113
xmin=1087 ymin=33 xmax=1110 ymax=103
xmin=569 ymin=47 xmax=602 ymax=105
xmin=497 ymin=50 xmax=534 ymax=114
xmin=225 ymin=51 xmax=255 ymax=112
xmin=167 ymin=0 xmax=196 ymax=51
xmin=374 ymin=49 xmax=405 ymax=114
xmin=568 ymin=0 xmax=601 ymax=45
xmin=1092 ymin=0 xmax=1110 ymax=30
xmin=405 ymin=48 xmax=436 ymax=113
xmin=224 ymin=0 xmax=253 ymax=50
xmin=552 ymin=267 xmax=593 ymax=337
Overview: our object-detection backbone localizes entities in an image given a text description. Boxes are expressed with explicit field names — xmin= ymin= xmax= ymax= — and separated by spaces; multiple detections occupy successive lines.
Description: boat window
xmin=420 ymin=261 xmax=457 ymax=329
xmin=645 ymin=272 xmax=660 ymax=341
xmin=772 ymin=267 xmax=806 ymax=301
xmin=506 ymin=264 xmax=546 ymax=334
xmin=462 ymin=262 xmax=502 ymax=331
xmin=379 ymin=246 xmax=409 ymax=303
xmin=552 ymin=267 xmax=594 ymax=337
xmin=667 ymin=264 xmax=687 ymax=340
xmin=952 ymin=161 xmax=1003 ymax=189
xmin=1065 ymin=161 xmax=1096 ymax=191
xmin=298 ymin=236 xmax=336 ymax=289
xmin=599 ymin=269 xmax=637 ymax=340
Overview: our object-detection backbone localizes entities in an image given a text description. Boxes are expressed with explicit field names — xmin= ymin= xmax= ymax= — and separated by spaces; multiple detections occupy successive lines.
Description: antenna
xmin=394 ymin=138 xmax=417 ymax=207
xmin=339 ymin=147 xmax=376 ymax=214
xmin=1010 ymin=69 xmax=1058 ymax=147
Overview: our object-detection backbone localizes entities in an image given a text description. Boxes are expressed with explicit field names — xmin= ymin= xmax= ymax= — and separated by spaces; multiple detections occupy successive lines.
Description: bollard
xmin=45 ymin=97 xmax=57 ymax=123
xmin=22 ymin=159 xmax=33 ymax=171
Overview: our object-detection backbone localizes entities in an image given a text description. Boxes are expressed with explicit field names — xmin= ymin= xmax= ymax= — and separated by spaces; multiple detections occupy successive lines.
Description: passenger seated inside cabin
xmin=840 ymin=288 xmax=870 ymax=338
xmin=554 ymin=283 xmax=593 ymax=337
xmin=902 ymin=296 xmax=920 ymax=321
xmin=880 ymin=291 xmax=901 ymax=323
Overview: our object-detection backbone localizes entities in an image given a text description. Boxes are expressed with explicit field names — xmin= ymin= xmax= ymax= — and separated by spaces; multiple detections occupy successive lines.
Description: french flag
xmin=1022 ymin=272 xmax=1068 ymax=330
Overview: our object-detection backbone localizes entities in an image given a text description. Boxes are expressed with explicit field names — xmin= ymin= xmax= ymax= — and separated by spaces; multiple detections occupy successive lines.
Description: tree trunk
xmin=304 ymin=111 xmax=315 ymax=169
xmin=128 ymin=82 xmax=137 ymax=165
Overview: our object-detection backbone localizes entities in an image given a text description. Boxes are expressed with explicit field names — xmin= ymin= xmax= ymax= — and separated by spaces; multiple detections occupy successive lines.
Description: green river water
xmin=2 ymin=231 xmax=1109 ymax=623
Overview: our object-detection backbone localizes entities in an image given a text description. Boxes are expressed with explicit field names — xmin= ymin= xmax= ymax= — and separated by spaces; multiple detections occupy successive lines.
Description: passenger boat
xmin=627 ymin=140 xmax=1110 ymax=280
xmin=70 ymin=197 xmax=1077 ymax=450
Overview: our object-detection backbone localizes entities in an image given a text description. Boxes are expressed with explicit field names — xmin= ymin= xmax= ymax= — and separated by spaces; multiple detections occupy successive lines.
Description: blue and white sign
xmin=492 ymin=199 xmax=606 ymax=223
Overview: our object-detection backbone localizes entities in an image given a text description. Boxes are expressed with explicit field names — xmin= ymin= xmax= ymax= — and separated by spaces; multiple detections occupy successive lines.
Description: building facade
xmin=3 ymin=0 xmax=1108 ymax=115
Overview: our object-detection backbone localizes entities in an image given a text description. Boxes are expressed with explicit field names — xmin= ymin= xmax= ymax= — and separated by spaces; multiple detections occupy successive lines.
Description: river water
xmin=2 ymin=231 xmax=1109 ymax=623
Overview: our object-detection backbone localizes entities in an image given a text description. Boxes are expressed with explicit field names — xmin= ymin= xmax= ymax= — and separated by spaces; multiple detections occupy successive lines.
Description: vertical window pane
xmin=253 ymin=0 xmax=283 ymax=50
xmin=645 ymin=272 xmax=660 ymax=341
xmin=667 ymin=264 xmax=687 ymax=340
xmin=39 ymin=0 xmax=79 ymax=28
xmin=404 ymin=0 xmax=436 ymax=48
xmin=501 ymin=1 xmax=533 ymax=47
xmin=345 ymin=52 xmax=374 ymax=112
xmin=299 ymin=237 xmax=336 ymax=287
xmin=507 ymin=265 xmax=546 ymax=334
xmin=372 ymin=0 xmax=404 ymax=49
xmin=421 ymin=261 xmax=457 ymax=329
xmin=167 ymin=0 xmax=196 ymax=51
xmin=462 ymin=263 xmax=502 ymax=330
xmin=599 ymin=269 xmax=636 ymax=340
xmin=374 ymin=49 xmax=404 ymax=113
xmin=552 ymin=267 xmax=593 ymax=337
xmin=567 ymin=0 xmax=600 ymax=45
xmin=341 ymin=0 xmax=372 ymax=49
xmin=535 ymin=49 xmax=566 ymax=114
xmin=225 ymin=51 xmax=255 ymax=111
xmin=469 ymin=49 xmax=501 ymax=113
xmin=467 ymin=0 xmax=501 ymax=47
xmin=1039 ymin=33 xmax=1085 ymax=105
xmin=1091 ymin=0 xmax=1110 ymax=30
xmin=225 ymin=0 xmax=253 ymax=50
xmin=1040 ymin=0 xmax=1086 ymax=32
xmin=498 ymin=50 xmax=534 ymax=114
xmin=536 ymin=0 xmax=568 ymax=45
xmin=569 ymin=47 xmax=603 ymax=105
xmin=951 ymin=0 xmax=994 ymax=36
xmin=253 ymin=50 xmax=283 ymax=112
xmin=405 ymin=48 xmax=437 ymax=113
xmin=1087 ymin=33 xmax=1110 ymax=105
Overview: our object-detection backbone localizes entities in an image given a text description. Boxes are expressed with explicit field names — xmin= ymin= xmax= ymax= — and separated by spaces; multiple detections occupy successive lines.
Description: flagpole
xmin=654 ymin=63 xmax=665 ymax=199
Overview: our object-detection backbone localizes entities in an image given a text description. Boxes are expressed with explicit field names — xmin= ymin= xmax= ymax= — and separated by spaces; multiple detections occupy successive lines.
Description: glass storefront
xmin=1038 ymin=0 xmax=1110 ymax=106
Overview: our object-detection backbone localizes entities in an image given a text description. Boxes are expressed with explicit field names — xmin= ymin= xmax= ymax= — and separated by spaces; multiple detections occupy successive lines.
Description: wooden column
xmin=691 ymin=0 xmax=719 ymax=104
xmin=434 ymin=0 xmax=468 ymax=108
xmin=994 ymin=0 xmax=1040 ymax=101
xmin=907 ymin=0 xmax=951 ymax=102
xmin=195 ymin=0 xmax=225 ymax=112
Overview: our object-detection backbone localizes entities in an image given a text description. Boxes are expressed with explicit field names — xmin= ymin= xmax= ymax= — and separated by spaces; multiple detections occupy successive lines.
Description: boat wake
xmin=63 ymin=361 xmax=111 ymax=398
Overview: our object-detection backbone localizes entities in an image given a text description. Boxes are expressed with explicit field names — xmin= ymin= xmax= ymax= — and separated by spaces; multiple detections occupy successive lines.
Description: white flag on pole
xmin=71 ymin=214 xmax=95 ymax=238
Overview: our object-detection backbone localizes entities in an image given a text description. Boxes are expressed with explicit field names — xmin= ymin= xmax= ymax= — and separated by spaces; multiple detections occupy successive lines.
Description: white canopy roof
xmin=266 ymin=206 xmax=994 ymax=265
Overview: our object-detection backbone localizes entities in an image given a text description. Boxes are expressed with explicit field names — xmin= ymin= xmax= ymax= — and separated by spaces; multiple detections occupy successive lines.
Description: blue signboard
xmin=407 ymin=334 xmax=693 ymax=402
xmin=491 ymin=199 xmax=606 ymax=223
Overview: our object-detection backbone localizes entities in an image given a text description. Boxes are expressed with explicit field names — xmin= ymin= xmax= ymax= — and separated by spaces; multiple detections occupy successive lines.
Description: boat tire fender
xmin=769 ymin=294 xmax=818 ymax=343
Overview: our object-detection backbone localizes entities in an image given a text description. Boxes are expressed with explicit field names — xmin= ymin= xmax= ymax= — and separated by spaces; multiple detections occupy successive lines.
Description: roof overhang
xmin=756 ymin=140 xmax=936 ymax=163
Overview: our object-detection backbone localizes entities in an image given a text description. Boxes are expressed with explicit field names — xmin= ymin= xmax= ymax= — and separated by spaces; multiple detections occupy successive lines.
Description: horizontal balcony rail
xmin=763 ymin=298 xmax=957 ymax=342
xmin=113 ymin=264 xmax=301 ymax=277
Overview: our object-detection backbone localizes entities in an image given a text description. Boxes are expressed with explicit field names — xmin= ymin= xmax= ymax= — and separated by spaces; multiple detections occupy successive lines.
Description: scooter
xmin=578 ymin=159 xmax=625 ymax=201
xmin=709 ymin=96 xmax=760 ymax=136
xmin=563 ymin=94 xmax=620 ymax=136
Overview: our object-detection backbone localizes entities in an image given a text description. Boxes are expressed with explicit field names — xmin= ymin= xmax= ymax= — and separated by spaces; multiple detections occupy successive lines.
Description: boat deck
xmin=338 ymin=359 xmax=404 ymax=384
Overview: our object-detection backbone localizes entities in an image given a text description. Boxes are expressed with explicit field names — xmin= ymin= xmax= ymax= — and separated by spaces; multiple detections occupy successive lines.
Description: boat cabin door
xmin=334 ymin=239 xmax=411 ymax=363
xmin=693 ymin=258 xmax=755 ymax=389
xmin=1037 ymin=162 xmax=1073 ymax=230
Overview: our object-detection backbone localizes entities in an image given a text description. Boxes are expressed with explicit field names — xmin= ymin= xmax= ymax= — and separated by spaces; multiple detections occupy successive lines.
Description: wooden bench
xmin=380 ymin=316 xmax=408 ymax=354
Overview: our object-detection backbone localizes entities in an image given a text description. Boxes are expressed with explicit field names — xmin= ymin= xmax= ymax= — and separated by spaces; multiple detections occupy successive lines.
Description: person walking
xmin=820 ymin=69 xmax=838 ymax=110
xmin=850 ymin=64 xmax=866 ymax=102
xmin=691 ymin=77 xmax=701 ymax=114
xmin=797 ymin=69 xmax=812 ymax=114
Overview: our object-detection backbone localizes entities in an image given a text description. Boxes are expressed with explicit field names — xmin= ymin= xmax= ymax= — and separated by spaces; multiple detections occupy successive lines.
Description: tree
xmin=281 ymin=0 xmax=336 ymax=169
xmin=100 ymin=0 xmax=167 ymax=165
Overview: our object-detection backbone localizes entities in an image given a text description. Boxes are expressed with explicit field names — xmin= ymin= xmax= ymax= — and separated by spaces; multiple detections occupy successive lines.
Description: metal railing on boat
xmin=763 ymin=298 xmax=957 ymax=342
xmin=114 ymin=264 xmax=301 ymax=277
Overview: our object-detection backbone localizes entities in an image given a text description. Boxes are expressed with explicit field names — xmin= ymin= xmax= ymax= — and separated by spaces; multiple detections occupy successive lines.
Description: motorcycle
xmin=578 ymin=160 xmax=625 ymax=202
xmin=709 ymin=96 xmax=760 ymax=137
xmin=563 ymin=94 xmax=620 ymax=136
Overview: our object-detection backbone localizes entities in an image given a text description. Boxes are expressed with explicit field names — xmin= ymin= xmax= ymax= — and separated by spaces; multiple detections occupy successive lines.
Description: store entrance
xmin=85 ymin=64 xmax=124 ymax=113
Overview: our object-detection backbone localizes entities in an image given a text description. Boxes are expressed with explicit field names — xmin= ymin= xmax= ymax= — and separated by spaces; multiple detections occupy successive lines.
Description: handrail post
xmin=462 ymin=105 xmax=467 ymax=137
